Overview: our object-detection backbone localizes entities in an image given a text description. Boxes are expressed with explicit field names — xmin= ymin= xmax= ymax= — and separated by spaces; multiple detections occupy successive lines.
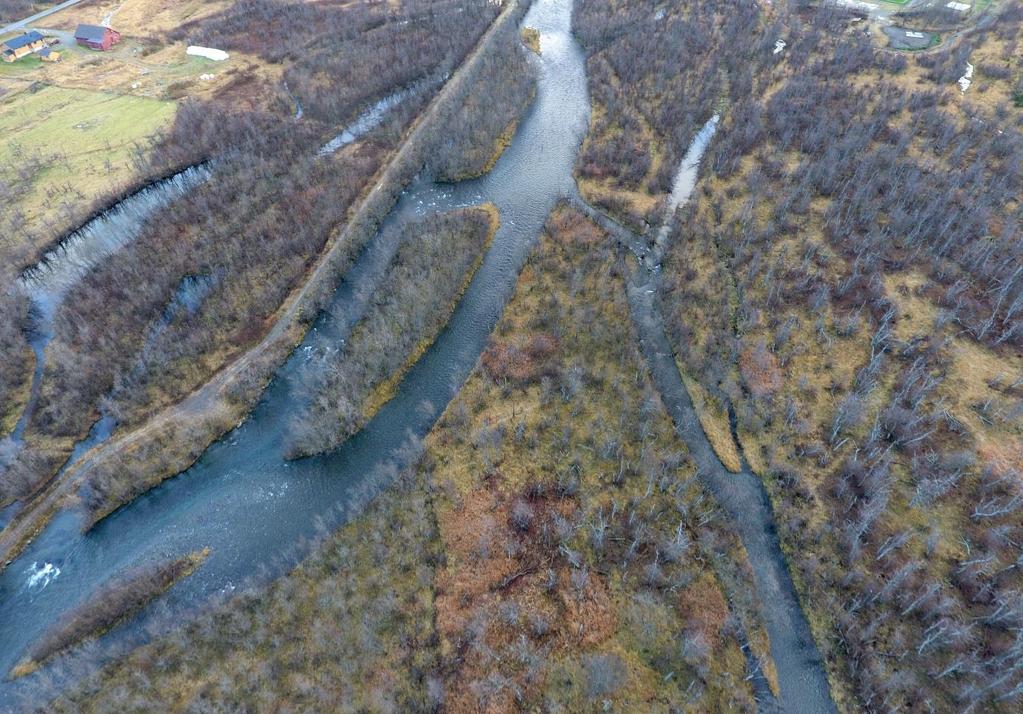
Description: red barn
xmin=74 ymin=24 xmax=121 ymax=51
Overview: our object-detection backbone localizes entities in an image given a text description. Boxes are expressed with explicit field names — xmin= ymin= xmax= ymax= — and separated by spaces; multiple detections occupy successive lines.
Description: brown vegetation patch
xmin=424 ymin=203 xmax=763 ymax=710
xmin=739 ymin=340 xmax=782 ymax=399
xmin=677 ymin=573 xmax=730 ymax=651
xmin=435 ymin=478 xmax=620 ymax=711
xmin=557 ymin=566 xmax=617 ymax=647
xmin=481 ymin=333 xmax=561 ymax=385
xmin=978 ymin=439 xmax=1023 ymax=481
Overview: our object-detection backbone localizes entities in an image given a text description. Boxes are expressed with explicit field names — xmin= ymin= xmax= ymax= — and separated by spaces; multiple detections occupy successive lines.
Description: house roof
xmin=3 ymin=31 xmax=44 ymax=51
xmin=74 ymin=24 xmax=109 ymax=43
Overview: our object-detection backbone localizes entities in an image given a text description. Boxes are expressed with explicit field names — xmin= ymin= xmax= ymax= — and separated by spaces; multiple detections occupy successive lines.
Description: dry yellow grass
xmin=883 ymin=270 xmax=1023 ymax=464
xmin=679 ymin=370 xmax=743 ymax=473
xmin=520 ymin=26 xmax=541 ymax=54
xmin=0 ymin=345 xmax=35 ymax=435
xmin=42 ymin=0 xmax=229 ymax=35
xmin=423 ymin=204 xmax=770 ymax=710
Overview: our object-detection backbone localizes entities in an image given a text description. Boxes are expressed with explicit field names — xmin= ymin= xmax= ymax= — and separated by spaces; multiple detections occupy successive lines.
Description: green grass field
xmin=0 ymin=83 xmax=175 ymax=250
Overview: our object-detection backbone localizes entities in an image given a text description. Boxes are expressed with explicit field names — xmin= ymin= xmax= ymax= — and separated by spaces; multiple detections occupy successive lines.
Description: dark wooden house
xmin=74 ymin=24 xmax=121 ymax=51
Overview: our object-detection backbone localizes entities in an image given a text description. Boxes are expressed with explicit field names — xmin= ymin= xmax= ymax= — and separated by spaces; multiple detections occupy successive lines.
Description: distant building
xmin=74 ymin=24 xmax=121 ymax=51
xmin=1 ymin=31 xmax=46 ymax=62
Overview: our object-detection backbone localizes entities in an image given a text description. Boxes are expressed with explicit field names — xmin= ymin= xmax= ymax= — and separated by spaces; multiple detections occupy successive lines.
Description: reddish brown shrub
xmin=481 ymin=333 xmax=560 ymax=385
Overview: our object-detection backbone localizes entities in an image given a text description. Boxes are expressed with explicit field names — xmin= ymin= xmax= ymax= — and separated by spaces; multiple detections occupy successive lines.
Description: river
xmin=0 ymin=0 xmax=588 ymax=703
xmin=0 ymin=1 xmax=836 ymax=710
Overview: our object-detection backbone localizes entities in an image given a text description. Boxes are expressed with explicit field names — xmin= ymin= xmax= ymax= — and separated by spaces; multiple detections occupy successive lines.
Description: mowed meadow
xmin=0 ymin=81 xmax=176 ymax=258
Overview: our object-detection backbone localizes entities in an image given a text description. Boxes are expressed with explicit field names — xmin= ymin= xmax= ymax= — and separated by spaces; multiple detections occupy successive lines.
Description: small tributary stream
xmin=3 ymin=166 xmax=210 ymax=451
xmin=600 ymin=118 xmax=837 ymax=712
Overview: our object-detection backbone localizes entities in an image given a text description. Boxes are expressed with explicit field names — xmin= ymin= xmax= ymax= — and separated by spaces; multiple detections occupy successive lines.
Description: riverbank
xmin=11 ymin=547 xmax=209 ymax=679
xmin=422 ymin=203 xmax=770 ymax=709
xmin=431 ymin=18 xmax=537 ymax=183
xmin=359 ymin=204 xmax=500 ymax=429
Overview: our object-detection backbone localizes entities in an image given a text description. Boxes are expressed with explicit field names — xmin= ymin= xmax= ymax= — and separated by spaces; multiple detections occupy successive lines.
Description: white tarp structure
xmin=773 ymin=39 xmax=787 ymax=54
xmin=947 ymin=1 xmax=971 ymax=11
xmin=187 ymin=45 xmax=229 ymax=61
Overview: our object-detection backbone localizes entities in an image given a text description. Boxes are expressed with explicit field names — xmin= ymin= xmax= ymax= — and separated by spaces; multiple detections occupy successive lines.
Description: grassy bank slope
xmin=0 ymin=82 xmax=176 ymax=264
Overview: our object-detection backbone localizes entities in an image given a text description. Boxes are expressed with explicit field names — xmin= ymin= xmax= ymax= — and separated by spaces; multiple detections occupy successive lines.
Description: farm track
xmin=0 ymin=0 xmax=524 ymax=572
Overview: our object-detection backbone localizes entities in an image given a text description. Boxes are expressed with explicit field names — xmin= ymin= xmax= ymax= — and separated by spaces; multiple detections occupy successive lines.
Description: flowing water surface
xmin=3 ymin=167 xmax=210 ymax=452
xmin=0 ymin=78 xmax=424 ymax=525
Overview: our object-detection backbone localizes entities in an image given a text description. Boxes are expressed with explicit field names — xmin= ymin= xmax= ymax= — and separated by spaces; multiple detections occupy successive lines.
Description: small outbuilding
xmin=1 ymin=31 xmax=47 ymax=62
xmin=75 ymin=24 xmax=121 ymax=51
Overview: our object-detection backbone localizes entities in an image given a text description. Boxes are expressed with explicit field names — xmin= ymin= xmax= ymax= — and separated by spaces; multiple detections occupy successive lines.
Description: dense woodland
xmin=656 ymin=1 xmax=1023 ymax=710
xmin=0 ymin=1 xmax=47 ymax=24
xmin=0 ymin=0 xmax=501 ymax=504
xmin=172 ymin=0 xmax=499 ymax=126
xmin=573 ymin=0 xmax=768 ymax=230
